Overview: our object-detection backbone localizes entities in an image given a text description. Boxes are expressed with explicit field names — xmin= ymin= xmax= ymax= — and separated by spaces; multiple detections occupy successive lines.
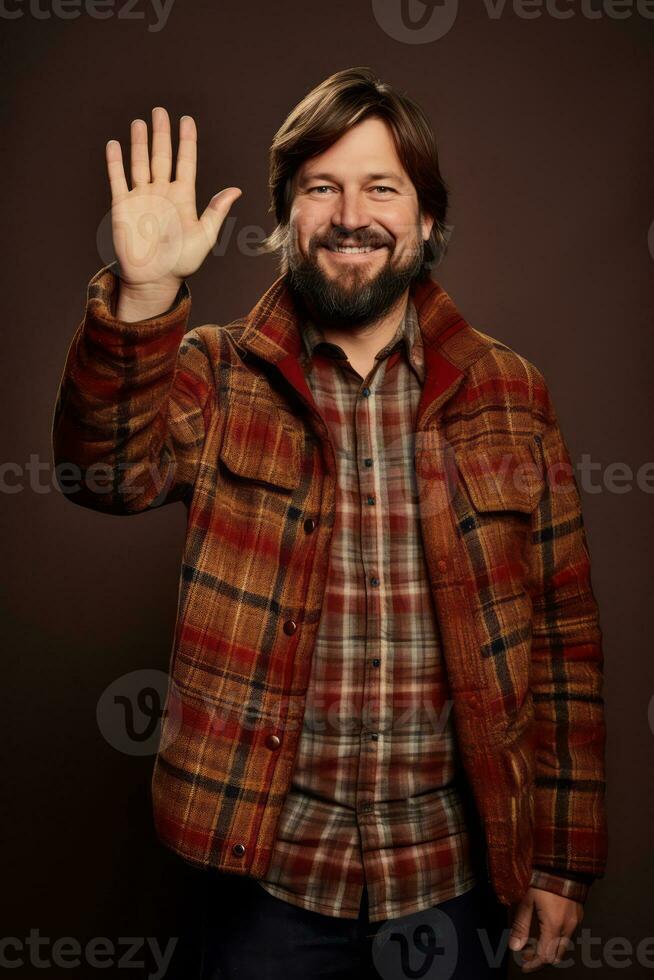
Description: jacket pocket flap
xmin=456 ymin=443 xmax=543 ymax=513
xmin=219 ymin=402 xmax=301 ymax=491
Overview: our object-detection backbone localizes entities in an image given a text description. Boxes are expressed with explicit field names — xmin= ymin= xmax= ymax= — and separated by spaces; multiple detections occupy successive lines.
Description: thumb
xmin=509 ymin=895 xmax=534 ymax=952
xmin=198 ymin=187 xmax=242 ymax=246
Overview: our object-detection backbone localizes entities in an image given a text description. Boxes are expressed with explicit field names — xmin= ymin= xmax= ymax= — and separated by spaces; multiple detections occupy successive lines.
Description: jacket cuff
xmin=529 ymin=868 xmax=593 ymax=904
xmin=86 ymin=261 xmax=190 ymax=342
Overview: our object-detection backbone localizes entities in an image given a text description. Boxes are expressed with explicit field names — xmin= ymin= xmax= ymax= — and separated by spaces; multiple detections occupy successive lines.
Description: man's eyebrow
xmin=297 ymin=171 xmax=405 ymax=186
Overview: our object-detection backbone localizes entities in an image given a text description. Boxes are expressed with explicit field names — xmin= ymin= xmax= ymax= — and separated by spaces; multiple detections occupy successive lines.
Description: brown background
xmin=2 ymin=1 xmax=653 ymax=976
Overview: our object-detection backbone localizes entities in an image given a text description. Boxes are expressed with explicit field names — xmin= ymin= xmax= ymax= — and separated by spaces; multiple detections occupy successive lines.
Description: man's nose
xmin=330 ymin=191 xmax=370 ymax=233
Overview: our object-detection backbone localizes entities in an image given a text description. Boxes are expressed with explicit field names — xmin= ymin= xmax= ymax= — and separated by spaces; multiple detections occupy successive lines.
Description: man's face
xmin=284 ymin=115 xmax=434 ymax=328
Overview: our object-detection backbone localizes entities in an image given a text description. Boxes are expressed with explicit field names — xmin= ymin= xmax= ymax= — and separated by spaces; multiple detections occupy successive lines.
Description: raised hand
xmin=105 ymin=106 xmax=241 ymax=319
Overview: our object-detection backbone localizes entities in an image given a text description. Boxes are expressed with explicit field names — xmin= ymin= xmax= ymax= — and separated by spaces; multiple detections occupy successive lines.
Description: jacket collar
xmin=235 ymin=272 xmax=494 ymax=425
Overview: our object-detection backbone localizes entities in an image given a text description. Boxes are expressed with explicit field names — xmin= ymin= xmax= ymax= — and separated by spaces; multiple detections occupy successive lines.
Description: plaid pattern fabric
xmin=51 ymin=262 xmax=607 ymax=908
xmin=257 ymin=301 xmax=482 ymax=922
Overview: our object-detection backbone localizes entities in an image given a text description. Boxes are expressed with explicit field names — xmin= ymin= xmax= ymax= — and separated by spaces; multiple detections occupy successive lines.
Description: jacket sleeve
xmin=529 ymin=867 xmax=595 ymax=904
xmin=51 ymin=262 xmax=215 ymax=514
xmin=527 ymin=379 xmax=608 ymax=886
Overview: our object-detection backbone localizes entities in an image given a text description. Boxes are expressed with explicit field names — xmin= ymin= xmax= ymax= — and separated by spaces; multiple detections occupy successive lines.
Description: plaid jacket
xmin=51 ymin=262 xmax=608 ymax=907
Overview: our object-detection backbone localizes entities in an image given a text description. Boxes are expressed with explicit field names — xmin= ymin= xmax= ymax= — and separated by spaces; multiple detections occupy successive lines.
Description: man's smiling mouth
xmin=322 ymin=244 xmax=387 ymax=255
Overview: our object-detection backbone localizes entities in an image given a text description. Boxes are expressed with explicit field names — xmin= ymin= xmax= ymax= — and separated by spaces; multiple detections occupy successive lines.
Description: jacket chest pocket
xmin=455 ymin=441 xmax=544 ymax=517
xmin=453 ymin=440 xmax=545 ymax=586
xmin=218 ymin=398 xmax=302 ymax=492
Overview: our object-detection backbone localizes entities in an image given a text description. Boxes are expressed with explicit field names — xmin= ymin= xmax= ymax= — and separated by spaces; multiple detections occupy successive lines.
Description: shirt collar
xmin=300 ymin=298 xmax=425 ymax=383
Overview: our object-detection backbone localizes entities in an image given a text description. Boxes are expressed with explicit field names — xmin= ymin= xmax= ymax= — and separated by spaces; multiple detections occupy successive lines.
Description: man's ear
xmin=421 ymin=211 xmax=435 ymax=243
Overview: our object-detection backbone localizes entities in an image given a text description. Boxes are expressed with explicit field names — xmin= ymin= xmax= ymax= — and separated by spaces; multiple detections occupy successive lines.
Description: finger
xmin=105 ymin=139 xmax=129 ymax=201
xmin=553 ymin=932 xmax=574 ymax=966
xmin=509 ymin=897 xmax=534 ymax=952
xmin=130 ymin=118 xmax=151 ymax=187
xmin=198 ymin=187 xmax=242 ymax=247
xmin=520 ymin=952 xmax=545 ymax=973
xmin=150 ymin=106 xmax=172 ymax=183
xmin=175 ymin=114 xmax=197 ymax=186
xmin=534 ymin=923 xmax=562 ymax=967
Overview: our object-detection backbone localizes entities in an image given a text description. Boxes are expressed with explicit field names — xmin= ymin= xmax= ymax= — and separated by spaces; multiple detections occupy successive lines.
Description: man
xmin=52 ymin=67 xmax=607 ymax=979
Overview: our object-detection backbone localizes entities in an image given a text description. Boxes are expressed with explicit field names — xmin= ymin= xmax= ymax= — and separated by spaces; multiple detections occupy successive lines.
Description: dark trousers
xmin=197 ymin=871 xmax=510 ymax=979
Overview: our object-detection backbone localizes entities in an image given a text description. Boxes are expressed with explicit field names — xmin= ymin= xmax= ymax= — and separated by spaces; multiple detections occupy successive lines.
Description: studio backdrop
xmin=1 ymin=2 xmax=653 ymax=978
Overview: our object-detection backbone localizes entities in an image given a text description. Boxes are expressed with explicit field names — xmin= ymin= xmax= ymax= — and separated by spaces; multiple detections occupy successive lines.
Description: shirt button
xmin=372 ymin=658 xmax=381 ymax=667
xmin=283 ymin=620 xmax=297 ymax=635
xmin=232 ymin=843 xmax=246 ymax=857
xmin=265 ymin=734 xmax=281 ymax=750
xmin=362 ymin=387 xmax=371 ymax=397
xmin=437 ymin=559 xmax=448 ymax=574
xmin=370 ymin=576 xmax=380 ymax=587
xmin=303 ymin=518 xmax=317 ymax=533
xmin=367 ymin=495 xmax=376 ymax=505
xmin=370 ymin=732 xmax=379 ymax=741
xmin=364 ymin=458 xmax=373 ymax=467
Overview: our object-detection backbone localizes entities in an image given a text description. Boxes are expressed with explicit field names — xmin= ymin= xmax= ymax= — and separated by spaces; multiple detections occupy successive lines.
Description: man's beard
xmin=284 ymin=228 xmax=425 ymax=329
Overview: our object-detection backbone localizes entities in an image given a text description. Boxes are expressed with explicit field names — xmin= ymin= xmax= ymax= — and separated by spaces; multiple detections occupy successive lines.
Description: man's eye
xmin=308 ymin=185 xmax=395 ymax=194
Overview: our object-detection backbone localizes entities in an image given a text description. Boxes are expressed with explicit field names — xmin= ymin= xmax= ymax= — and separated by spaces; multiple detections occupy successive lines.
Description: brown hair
xmin=256 ymin=66 xmax=450 ymax=279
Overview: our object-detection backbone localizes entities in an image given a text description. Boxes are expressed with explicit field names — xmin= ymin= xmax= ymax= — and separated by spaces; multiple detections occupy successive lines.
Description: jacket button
xmin=283 ymin=620 xmax=297 ymax=635
xmin=266 ymin=734 xmax=281 ymax=750
xmin=232 ymin=843 xmax=246 ymax=857
xmin=437 ymin=559 xmax=448 ymax=574
xmin=304 ymin=518 xmax=317 ymax=533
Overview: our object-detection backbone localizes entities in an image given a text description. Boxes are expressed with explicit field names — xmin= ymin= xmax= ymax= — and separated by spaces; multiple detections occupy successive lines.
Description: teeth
xmin=330 ymin=246 xmax=378 ymax=253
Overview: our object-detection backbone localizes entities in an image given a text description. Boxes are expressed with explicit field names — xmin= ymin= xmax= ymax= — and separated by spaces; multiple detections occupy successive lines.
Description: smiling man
xmin=283 ymin=115 xmax=434 ymax=380
xmin=52 ymin=67 xmax=607 ymax=979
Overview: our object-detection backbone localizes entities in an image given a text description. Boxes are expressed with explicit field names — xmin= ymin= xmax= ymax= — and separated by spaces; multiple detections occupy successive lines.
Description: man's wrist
xmin=530 ymin=868 xmax=593 ymax=903
xmin=115 ymin=278 xmax=184 ymax=322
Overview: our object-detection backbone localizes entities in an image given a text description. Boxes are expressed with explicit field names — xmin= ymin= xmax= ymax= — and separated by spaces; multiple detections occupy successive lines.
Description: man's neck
xmin=309 ymin=290 xmax=410 ymax=365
